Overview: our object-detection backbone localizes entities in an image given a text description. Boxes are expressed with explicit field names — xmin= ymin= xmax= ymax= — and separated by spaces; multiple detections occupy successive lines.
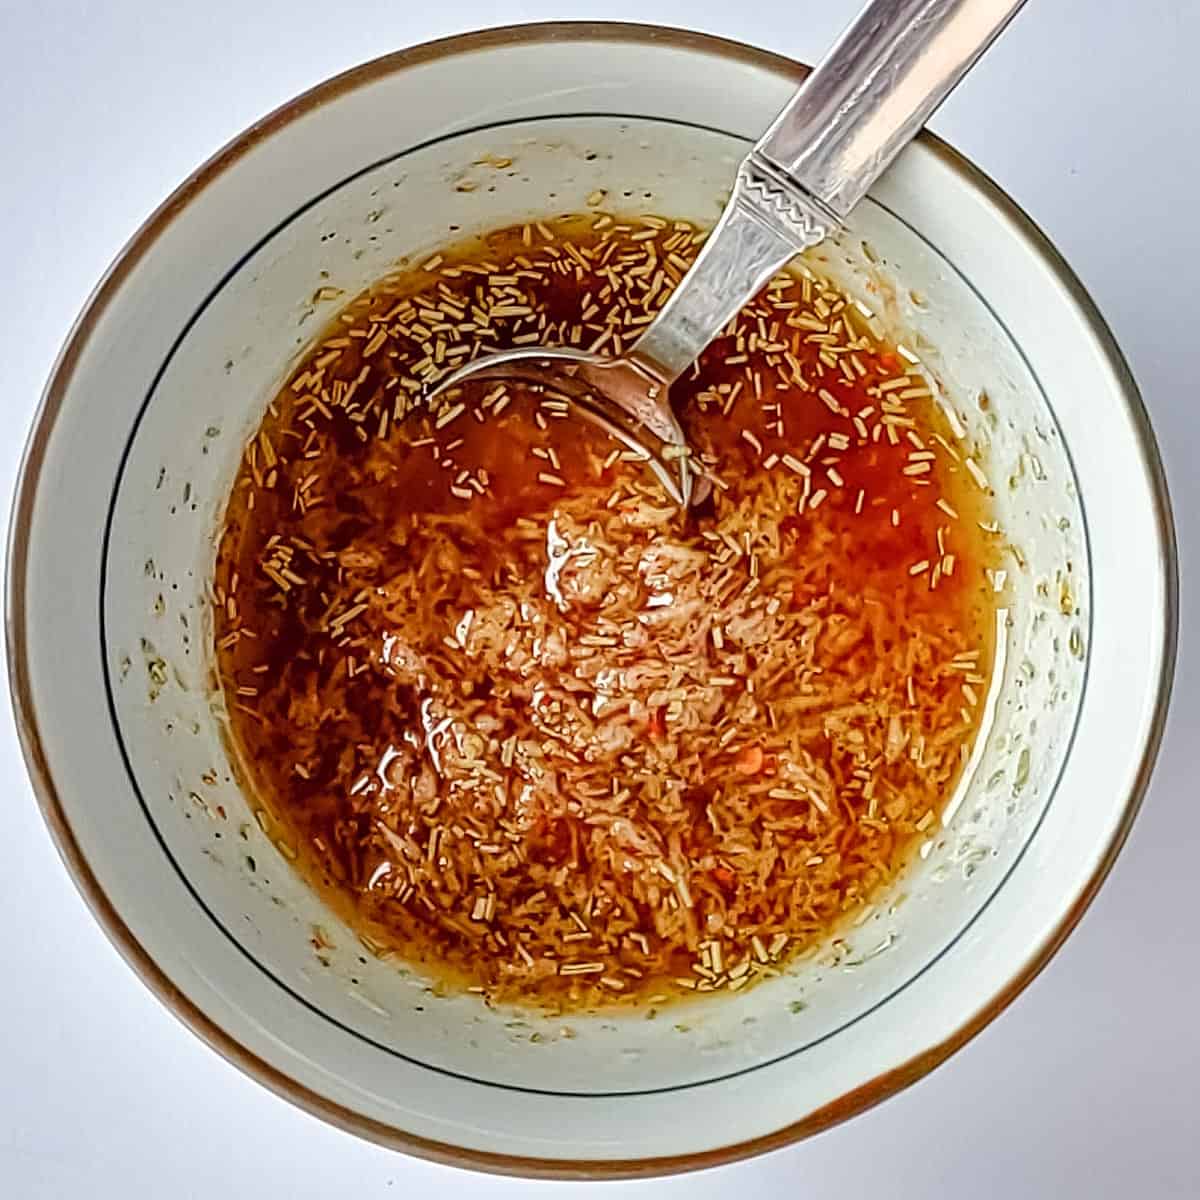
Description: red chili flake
xmin=735 ymin=745 xmax=764 ymax=775
xmin=712 ymin=866 xmax=736 ymax=889
xmin=646 ymin=707 xmax=666 ymax=738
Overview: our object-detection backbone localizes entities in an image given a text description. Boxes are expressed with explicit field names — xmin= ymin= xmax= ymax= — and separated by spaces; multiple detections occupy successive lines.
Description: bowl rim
xmin=6 ymin=19 xmax=1179 ymax=1180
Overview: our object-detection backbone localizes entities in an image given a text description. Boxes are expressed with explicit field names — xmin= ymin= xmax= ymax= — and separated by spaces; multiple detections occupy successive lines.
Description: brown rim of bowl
xmin=6 ymin=19 xmax=1179 ymax=1181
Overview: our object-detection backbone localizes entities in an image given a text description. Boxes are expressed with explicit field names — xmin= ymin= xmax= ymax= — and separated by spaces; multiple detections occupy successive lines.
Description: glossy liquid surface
xmin=214 ymin=214 xmax=1000 ymax=1008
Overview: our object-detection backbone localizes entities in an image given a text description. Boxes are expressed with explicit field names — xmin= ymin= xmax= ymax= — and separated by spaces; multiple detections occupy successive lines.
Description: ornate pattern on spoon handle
xmin=628 ymin=159 xmax=837 ymax=389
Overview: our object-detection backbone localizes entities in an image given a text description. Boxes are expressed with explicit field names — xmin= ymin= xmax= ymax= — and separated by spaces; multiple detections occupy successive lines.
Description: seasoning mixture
xmin=213 ymin=213 xmax=1000 ymax=1008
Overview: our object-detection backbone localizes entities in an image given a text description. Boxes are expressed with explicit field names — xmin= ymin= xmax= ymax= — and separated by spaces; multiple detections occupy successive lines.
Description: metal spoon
xmin=429 ymin=0 xmax=1027 ymax=503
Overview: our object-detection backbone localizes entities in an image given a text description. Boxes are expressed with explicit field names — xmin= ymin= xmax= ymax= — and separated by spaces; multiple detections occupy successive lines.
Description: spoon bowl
xmin=433 ymin=348 xmax=696 ymax=501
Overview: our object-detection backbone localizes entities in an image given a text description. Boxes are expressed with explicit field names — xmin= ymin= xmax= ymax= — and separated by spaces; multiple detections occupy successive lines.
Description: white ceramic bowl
xmin=8 ymin=23 xmax=1176 ymax=1178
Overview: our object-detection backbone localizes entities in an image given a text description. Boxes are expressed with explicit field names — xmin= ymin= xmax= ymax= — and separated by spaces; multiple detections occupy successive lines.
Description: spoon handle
xmin=630 ymin=0 xmax=1026 ymax=388
xmin=758 ymin=0 xmax=1027 ymax=219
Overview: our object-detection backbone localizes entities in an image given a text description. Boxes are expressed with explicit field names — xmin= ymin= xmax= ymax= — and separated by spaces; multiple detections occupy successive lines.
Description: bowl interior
xmin=13 ymin=27 xmax=1169 ymax=1170
xmin=102 ymin=114 xmax=1086 ymax=1093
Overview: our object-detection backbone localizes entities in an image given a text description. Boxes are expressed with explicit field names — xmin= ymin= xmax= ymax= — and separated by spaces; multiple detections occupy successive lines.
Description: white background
xmin=1 ymin=1 xmax=1196 ymax=1196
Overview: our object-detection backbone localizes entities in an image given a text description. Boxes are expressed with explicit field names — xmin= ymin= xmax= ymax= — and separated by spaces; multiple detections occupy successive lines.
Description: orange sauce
xmin=213 ymin=214 xmax=1000 ymax=1007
